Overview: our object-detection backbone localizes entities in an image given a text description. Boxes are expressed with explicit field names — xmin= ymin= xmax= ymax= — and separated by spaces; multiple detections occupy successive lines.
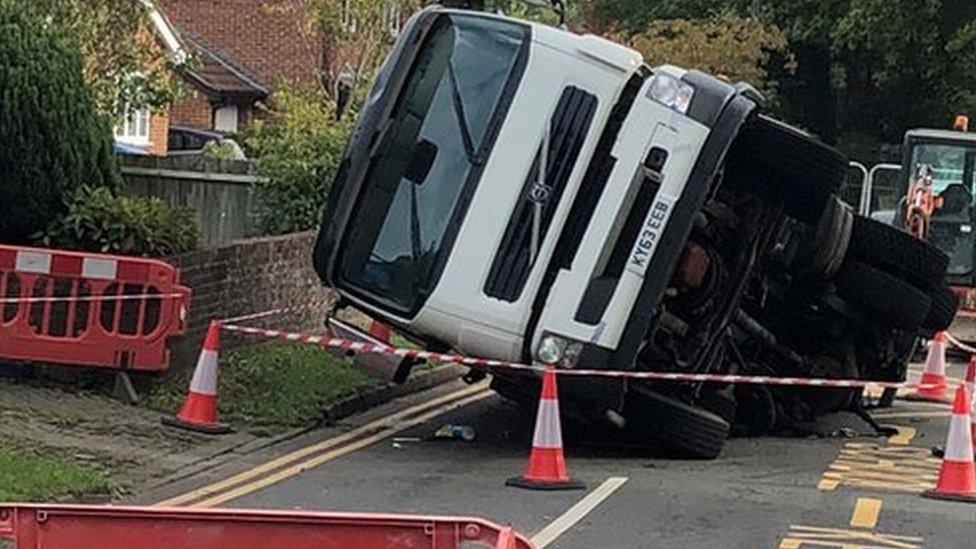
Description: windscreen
xmin=337 ymin=14 xmax=527 ymax=313
xmin=910 ymin=142 xmax=976 ymax=275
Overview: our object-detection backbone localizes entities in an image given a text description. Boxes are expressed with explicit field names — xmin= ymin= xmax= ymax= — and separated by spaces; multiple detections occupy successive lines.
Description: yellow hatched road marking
xmin=780 ymin=525 xmax=923 ymax=549
xmin=819 ymin=442 xmax=938 ymax=493
xmin=886 ymin=425 xmax=915 ymax=445
xmin=849 ymin=498 xmax=881 ymax=529
xmin=829 ymin=461 xmax=939 ymax=477
xmin=778 ymin=499 xmax=923 ymax=549
xmin=872 ymin=410 xmax=951 ymax=419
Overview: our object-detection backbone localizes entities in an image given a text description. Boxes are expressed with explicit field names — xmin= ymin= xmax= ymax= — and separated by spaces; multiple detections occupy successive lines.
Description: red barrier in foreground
xmin=0 ymin=504 xmax=535 ymax=549
xmin=0 ymin=245 xmax=191 ymax=372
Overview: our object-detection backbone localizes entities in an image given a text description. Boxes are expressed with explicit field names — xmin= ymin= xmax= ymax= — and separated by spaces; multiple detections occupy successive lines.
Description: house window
xmin=213 ymin=105 xmax=239 ymax=133
xmin=115 ymin=107 xmax=150 ymax=144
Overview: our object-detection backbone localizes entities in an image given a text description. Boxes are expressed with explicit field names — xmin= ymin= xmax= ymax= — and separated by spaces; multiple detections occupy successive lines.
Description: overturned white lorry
xmin=314 ymin=6 xmax=955 ymax=458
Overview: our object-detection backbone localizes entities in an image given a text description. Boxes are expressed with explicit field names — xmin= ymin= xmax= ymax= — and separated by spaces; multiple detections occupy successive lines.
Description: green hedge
xmin=244 ymin=84 xmax=353 ymax=235
xmin=36 ymin=186 xmax=199 ymax=257
xmin=0 ymin=0 xmax=119 ymax=242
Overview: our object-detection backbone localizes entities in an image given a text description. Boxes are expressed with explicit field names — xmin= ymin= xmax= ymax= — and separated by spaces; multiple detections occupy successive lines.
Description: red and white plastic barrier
xmin=0 ymin=244 xmax=191 ymax=372
xmin=0 ymin=504 xmax=535 ymax=548
xmin=0 ymin=247 xmax=152 ymax=281
xmin=0 ymin=293 xmax=184 ymax=304
xmin=221 ymin=323 xmax=937 ymax=390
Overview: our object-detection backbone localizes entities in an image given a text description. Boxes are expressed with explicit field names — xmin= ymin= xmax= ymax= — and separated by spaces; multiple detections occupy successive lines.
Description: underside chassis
xmin=492 ymin=114 xmax=954 ymax=459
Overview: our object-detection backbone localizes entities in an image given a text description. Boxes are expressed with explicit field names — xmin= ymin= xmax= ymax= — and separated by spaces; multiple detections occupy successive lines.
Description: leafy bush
xmin=244 ymin=84 xmax=354 ymax=235
xmin=0 ymin=0 xmax=119 ymax=242
xmin=36 ymin=186 xmax=199 ymax=257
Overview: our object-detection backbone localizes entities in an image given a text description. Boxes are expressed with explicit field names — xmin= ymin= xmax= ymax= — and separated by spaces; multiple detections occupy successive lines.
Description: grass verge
xmin=148 ymin=341 xmax=377 ymax=431
xmin=0 ymin=447 xmax=109 ymax=501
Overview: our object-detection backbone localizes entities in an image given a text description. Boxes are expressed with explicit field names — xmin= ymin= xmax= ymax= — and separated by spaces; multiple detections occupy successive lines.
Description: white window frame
xmin=213 ymin=104 xmax=240 ymax=134
xmin=115 ymin=107 xmax=151 ymax=145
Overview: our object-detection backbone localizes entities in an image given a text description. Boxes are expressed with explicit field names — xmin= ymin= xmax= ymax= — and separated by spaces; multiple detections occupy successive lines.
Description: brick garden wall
xmin=167 ymin=231 xmax=335 ymax=370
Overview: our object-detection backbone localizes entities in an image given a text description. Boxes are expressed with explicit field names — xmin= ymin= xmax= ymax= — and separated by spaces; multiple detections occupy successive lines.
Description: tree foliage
xmin=570 ymin=0 xmax=976 ymax=147
xmin=609 ymin=13 xmax=793 ymax=96
xmin=23 ymin=0 xmax=183 ymax=118
xmin=300 ymin=0 xmax=422 ymax=104
xmin=0 ymin=0 xmax=119 ymax=243
xmin=244 ymin=85 xmax=354 ymax=235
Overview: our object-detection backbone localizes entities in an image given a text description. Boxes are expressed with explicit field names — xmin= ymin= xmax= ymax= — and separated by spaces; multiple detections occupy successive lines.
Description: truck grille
xmin=484 ymin=86 xmax=598 ymax=301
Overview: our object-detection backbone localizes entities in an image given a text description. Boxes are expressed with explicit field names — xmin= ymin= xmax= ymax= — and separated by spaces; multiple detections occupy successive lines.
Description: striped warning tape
xmin=220 ymin=298 xmax=332 ymax=325
xmin=220 ymin=322 xmax=935 ymax=390
xmin=944 ymin=332 xmax=976 ymax=355
xmin=0 ymin=292 xmax=185 ymax=304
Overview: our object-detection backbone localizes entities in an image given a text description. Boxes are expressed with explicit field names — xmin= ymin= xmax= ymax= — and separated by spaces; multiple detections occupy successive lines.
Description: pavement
xmin=139 ymin=362 xmax=976 ymax=548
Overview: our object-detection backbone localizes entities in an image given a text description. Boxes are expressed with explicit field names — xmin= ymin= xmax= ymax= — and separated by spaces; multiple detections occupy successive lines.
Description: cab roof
xmin=905 ymin=128 xmax=976 ymax=143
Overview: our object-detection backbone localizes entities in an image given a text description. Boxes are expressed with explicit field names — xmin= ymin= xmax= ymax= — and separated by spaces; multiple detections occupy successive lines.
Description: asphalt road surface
xmin=142 ymin=362 xmax=976 ymax=548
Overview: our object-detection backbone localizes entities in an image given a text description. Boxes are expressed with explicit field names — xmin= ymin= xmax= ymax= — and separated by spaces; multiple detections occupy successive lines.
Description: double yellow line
xmin=155 ymin=383 xmax=493 ymax=508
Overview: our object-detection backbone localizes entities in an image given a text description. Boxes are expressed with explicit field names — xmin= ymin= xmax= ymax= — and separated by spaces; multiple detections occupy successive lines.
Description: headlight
xmin=647 ymin=72 xmax=695 ymax=114
xmin=536 ymin=335 xmax=585 ymax=368
xmin=536 ymin=335 xmax=566 ymax=365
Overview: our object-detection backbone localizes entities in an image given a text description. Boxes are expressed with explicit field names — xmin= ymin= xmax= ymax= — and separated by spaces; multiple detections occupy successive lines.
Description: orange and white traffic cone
xmin=905 ymin=332 xmax=950 ymax=402
xmin=922 ymin=383 xmax=976 ymax=503
xmin=162 ymin=321 xmax=232 ymax=434
xmin=369 ymin=319 xmax=391 ymax=342
xmin=966 ymin=357 xmax=976 ymax=452
xmin=506 ymin=368 xmax=584 ymax=491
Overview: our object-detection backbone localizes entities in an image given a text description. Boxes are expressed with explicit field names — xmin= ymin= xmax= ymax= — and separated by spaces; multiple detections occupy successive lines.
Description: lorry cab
xmin=315 ymin=6 xmax=756 ymax=369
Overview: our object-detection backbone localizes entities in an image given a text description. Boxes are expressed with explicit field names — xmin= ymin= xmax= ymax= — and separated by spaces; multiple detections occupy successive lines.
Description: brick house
xmin=158 ymin=0 xmax=323 ymax=135
xmin=114 ymin=3 xmax=188 ymax=156
xmin=126 ymin=1 xmax=408 ymax=154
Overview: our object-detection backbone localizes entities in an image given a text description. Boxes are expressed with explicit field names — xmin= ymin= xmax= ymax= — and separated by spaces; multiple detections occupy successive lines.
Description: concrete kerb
xmin=141 ymin=363 xmax=465 ymax=497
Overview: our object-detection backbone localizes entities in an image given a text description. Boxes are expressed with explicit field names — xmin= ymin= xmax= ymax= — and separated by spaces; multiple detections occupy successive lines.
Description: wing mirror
xmin=405 ymin=139 xmax=438 ymax=185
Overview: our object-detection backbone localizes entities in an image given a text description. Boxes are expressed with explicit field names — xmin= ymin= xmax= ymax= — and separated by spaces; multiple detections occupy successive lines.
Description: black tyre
xmin=846 ymin=215 xmax=949 ymax=288
xmin=625 ymin=384 xmax=729 ymax=460
xmin=732 ymin=114 xmax=848 ymax=222
xmin=923 ymin=284 xmax=959 ymax=331
xmin=834 ymin=261 xmax=931 ymax=330
xmin=798 ymin=196 xmax=853 ymax=280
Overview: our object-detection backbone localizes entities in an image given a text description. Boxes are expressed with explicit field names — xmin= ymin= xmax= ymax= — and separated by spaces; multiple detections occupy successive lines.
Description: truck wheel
xmin=625 ymin=385 xmax=729 ymax=460
xmin=923 ymin=284 xmax=959 ymax=332
xmin=846 ymin=215 xmax=949 ymax=288
xmin=799 ymin=196 xmax=853 ymax=280
xmin=834 ymin=261 xmax=931 ymax=330
xmin=731 ymin=114 xmax=848 ymax=223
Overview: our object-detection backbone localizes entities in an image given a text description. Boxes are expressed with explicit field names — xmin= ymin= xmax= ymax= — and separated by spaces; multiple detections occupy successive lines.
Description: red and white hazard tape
xmin=221 ymin=323 xmax=932 ymax=390
xmin=944 ymin=332 xmax=976 ymax=355
xmin=0 ymin=292 xmax=184 ymax=304
xmin=220 ymin=299 xmax=332 ymax=325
